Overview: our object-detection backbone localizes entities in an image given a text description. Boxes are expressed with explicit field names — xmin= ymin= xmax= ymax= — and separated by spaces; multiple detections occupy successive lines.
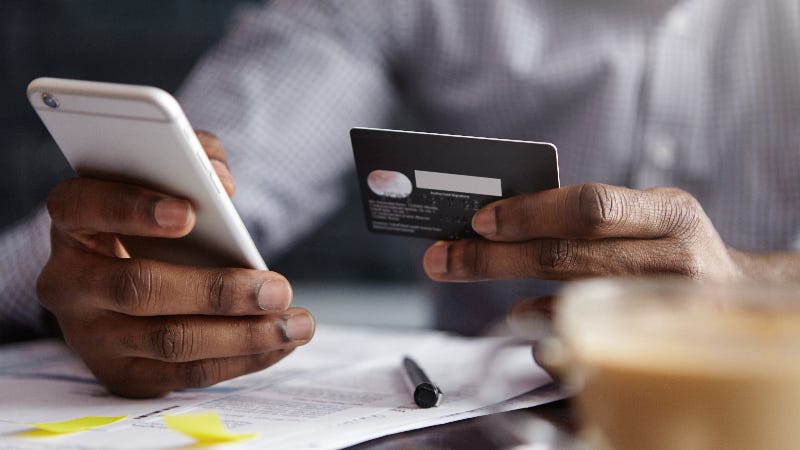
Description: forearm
xmin=0 ymin=207 xmax=52 ymax=342
xmin=729 ymin=247 xmax=800 ymax=282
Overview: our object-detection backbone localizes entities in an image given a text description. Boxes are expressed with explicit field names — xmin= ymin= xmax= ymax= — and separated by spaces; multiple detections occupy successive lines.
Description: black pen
xmin=402 ymin=356 xmax=443 ymax=408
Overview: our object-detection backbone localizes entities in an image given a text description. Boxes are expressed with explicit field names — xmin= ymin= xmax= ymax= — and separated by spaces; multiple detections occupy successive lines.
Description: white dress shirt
xmin=2 ymin=0 xmax=799 ymax=338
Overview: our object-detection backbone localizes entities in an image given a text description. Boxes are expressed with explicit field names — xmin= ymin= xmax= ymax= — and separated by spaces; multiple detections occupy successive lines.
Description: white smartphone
xmin=27 ymin=77 xmax=267 ymax=270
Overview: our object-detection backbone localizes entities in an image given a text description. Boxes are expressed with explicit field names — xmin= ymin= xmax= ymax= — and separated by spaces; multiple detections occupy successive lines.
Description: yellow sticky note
xmin=163 ymin=412 xmax=258 ymax=444
xmin=25 ymin=416 xmax=126 ymax=436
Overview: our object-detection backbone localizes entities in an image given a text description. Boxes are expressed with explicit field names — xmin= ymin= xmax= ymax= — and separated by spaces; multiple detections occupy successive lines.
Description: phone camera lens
xmin=41 ymin=93 xmax=60 ymax=109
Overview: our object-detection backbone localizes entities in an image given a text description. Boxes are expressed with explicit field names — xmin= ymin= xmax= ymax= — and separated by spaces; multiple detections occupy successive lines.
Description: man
xmin=2 ymin=0 xmax=799 ymax=397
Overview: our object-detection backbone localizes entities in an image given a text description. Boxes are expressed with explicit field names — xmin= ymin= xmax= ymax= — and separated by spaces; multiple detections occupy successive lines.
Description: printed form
xmin=0 ymin=325 xmax=561 ymax=449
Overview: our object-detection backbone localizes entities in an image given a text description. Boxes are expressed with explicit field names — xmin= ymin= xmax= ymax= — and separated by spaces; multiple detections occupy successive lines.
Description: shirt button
xmin=649 ymin=134 xmax=677 ymax=170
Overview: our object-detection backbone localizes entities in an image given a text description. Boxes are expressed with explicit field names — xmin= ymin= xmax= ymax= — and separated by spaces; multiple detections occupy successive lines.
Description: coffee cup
xmin=550 ymin=278 xmax=800 ymax=450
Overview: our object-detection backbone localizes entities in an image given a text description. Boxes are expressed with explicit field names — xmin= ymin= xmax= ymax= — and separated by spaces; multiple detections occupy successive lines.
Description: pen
xmin=402 ymin=356 xmax=443 ymax=408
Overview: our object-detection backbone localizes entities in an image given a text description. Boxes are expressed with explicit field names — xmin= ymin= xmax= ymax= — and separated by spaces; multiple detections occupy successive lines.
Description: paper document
xmin=0 ymin=325 xmax=561 ymax=449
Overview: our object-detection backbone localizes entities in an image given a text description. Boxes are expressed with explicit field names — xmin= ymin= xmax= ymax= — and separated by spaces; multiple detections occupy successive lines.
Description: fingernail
xmin=154 ymin=199 xmax=192 ymax=228
xmin=257 ymin=278 xmax=293 ymax=311
xmin=284 ymin=313 xmax=314 ymax=341
xmin=426 ymin=241 xmax=449 ymax=275
xmin=472 ymin=207 xmax=497 ymax=236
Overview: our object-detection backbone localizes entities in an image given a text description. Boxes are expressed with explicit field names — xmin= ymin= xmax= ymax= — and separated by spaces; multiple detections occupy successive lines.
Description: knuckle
xmin=203 ymin=270 xmax=237 ymax=314
xmin=108 ymin=188 xmax=138 ymax=223
xmin=183 ymin=359 xmax=221 ymax=389
xmin=111 ymin=260 xmax=158 ymax=313
xmin=576 ymin=183 xmax=619 ymax=236
xmin=448 ymin=240 xmax=489 ymax=278
xmin=659 ymin=188 xmax=704 ymax=235
xmin=643 ymin=242 xmax=705 ymax=280
xmin=108 ymin=185 xmax=154 ymax=226
xmin=532 ymin=239 xmax=579 ymax=276
xmin=246 ymin=318 xmax=269 ymax=347
xmin=677 ymin=262 xmax=704 ymax=280
xmin=667 ymin=245 xmax=706 ymax=280
xmin=151 ymin=318 xmax=194 ymax=362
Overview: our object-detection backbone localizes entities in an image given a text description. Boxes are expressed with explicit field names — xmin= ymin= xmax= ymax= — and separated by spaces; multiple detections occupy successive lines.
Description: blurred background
xmin=1 ymin=0 xmax=432 ymax=329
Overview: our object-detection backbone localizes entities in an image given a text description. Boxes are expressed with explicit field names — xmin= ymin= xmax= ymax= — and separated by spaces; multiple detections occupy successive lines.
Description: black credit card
xmin=350 ymin=128 xmax=560 ymax=240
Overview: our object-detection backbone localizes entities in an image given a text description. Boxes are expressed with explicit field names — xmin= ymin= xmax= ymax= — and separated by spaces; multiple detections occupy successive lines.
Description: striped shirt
xmin=3 ymin=0 xmax=799 ymax=338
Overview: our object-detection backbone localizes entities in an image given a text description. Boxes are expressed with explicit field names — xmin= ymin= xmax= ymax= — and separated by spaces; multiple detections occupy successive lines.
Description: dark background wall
xmin=1 ymin=0 xmax=253 ymax=226
xmin=1 ymin=0 xmax=418 ymax=282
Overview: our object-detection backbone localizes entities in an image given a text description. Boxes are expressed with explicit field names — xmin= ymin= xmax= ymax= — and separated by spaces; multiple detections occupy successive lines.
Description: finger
xmin=194 ymin=130 xmax=228 ymax=163
xmin=471 ymin=184 xmax=702 ymax=242
xmin=532 ymin=339 xmax=565 ymax=384
xmin=102 ymin=349 xmax=295 ymax=398
xmin=509 ymin=296 xmax=556 ymax=322
xmin=92 ymin=308 xmax=314 ymax=363
xmin=195 ymin=130 xmax=235 ymax=196
xmin=47 ymin=178 xmax=195 ymax=237
xmin=39 ymin=253 xmax=293 ymax=315
xmin=423 ymin=237 xmax=690 ymax=281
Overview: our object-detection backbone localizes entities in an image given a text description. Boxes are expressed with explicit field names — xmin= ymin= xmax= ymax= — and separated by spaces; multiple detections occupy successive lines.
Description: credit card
xmin=350 ymin=128 xmax=560 ymax=240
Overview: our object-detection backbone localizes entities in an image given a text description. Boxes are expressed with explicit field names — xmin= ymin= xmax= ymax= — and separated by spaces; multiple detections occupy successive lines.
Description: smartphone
xmin=27 ymin=77 xmax=267 ymax=270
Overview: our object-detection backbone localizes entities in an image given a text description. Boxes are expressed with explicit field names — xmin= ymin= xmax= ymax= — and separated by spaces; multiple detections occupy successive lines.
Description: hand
xmin=37 ymin=131 xmax=315 ymax=398
xmin=423 ymin=183 xmax=743 ymax=282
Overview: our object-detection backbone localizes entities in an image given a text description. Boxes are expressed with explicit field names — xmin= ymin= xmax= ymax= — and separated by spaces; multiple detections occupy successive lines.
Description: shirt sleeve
xmin=0 ymin=208 xmax=52 ymax=342
xmin=177 ymin=0 xmax=400 ymax=259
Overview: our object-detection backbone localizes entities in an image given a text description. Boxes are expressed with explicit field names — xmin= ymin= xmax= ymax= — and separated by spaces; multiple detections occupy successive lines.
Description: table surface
xmin=351 ymin=399 xmax=583 ymax=450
